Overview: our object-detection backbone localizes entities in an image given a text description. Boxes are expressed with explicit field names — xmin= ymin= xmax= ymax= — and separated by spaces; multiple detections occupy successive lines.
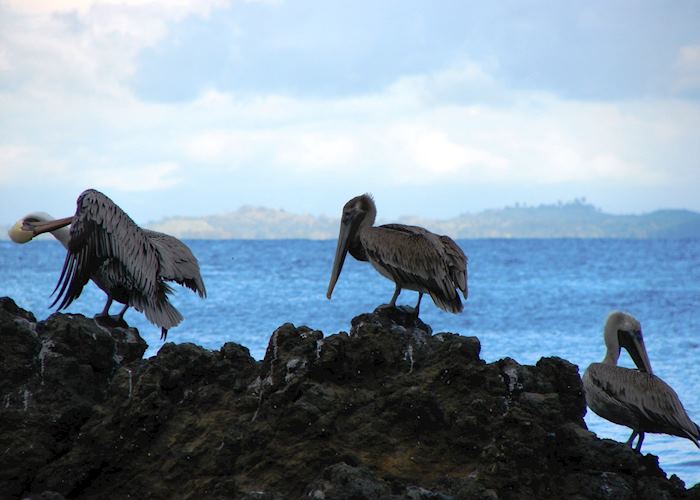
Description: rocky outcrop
xmin=0 ymin=297 xmax=147 ymax=499
xmin=0 ymin=297 xmax=698 ymax=499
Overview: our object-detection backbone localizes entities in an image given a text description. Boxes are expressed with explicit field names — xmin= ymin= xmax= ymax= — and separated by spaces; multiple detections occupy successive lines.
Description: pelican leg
xmin=389 ymin=284 xmax=401 ymax=308
xmin=625 ymin=430 xmax=638 ymax=447
xmin=94 ymin=296 xmax=127 ymax=328
xmin=100 ymin=302 xmax=129 ymax=328
xmin=107 ymin=303 xmax=130 ymax=328
xmin=414 ymin=292 xmax=424 ymax=317
xmin=634 ymin=432 xmax=645 ymax=453
xmin=116 ymin=303 xmax=129 ymax=322
xmin=95 ymin=296 xmax=113 ymax=318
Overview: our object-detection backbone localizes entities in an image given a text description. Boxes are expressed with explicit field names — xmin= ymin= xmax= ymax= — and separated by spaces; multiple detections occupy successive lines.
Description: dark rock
xmin=20 ymin=492 xmax=66 ymax=500
xmin=0 ymin=299 xmax=697 ymax=499
xmin=0 ymin=298 xmax=146 ymax=499
xmin=306 ymin=463 xmax=394 ymax=499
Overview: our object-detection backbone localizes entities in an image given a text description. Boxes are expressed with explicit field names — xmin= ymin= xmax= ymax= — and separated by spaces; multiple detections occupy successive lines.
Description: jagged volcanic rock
xmin=0 ymin=297 xmax=698 ymax=499
xmin=0 ymin=297 xmax=147 ymax=500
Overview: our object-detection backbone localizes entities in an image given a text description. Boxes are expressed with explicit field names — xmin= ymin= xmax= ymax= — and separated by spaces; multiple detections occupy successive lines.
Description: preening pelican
xmin=582 ymin=311 xmax=699 ymax=452
xmin=13 ymin=189 xmax=207 ymax=340
xmin=326 ymin=194 xmax=467 ymax=315
xmin=10 ymin=211 xmax=131 ymax=323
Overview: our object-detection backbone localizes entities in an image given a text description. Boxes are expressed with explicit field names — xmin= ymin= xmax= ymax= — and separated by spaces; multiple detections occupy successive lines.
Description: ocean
xmin=1 ymin=238 xmax=699 ymax=486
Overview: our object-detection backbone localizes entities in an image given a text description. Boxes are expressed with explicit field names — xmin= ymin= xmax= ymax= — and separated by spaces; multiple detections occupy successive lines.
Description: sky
xmin=1 ymin=0 xmax=699 ymax=224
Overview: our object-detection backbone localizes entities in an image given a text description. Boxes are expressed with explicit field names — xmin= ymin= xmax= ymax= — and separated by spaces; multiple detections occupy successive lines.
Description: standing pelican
xmin=11 ymin=189 xmax=207 ymax=340
xmin=326 ymin=194 xmax=467 ymax=315
xmin=10 ymin=211 xmax=132 ymax=324
xmin=582 ymin=311 xmax=700 ymax=452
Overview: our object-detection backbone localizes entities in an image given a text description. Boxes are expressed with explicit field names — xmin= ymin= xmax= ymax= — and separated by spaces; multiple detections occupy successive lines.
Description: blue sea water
xmin=1 ymin=238 xmax=699 ymax=485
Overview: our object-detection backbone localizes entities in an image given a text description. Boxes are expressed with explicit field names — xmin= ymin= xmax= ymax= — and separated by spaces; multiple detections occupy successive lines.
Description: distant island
xmin=142 ymin=199 xmax=700 ymax=239
xmin=3 ymin=200 xmax=700 ymax=239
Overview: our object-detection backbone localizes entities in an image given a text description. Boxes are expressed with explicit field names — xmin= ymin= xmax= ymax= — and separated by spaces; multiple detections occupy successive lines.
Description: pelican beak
xmin=618 ymin=329 xmax=653 ymax=374
xmin=22 ymin=216 xmax=74 ymax=236
xmin=326 ymin=215 xmax=353 ymax=300
xmin=8 ymin=219 xmax=36 ymax=244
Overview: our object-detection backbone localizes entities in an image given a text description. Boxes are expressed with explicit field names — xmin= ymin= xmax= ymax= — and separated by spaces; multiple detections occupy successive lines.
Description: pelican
xmin=9 ymin=189 xmax=207 ymax=340
xmin=582 ymin=311 xmax=699 ymax=452
xmin=326 ymin=194 xmax=467 ymax=315
xmin=9 ymin=210 xmax=125 ymax=322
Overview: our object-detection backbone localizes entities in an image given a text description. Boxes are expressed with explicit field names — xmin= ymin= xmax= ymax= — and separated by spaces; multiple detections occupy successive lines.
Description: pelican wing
xmin=439 ymin=235 xmax=467 ymax=298
xmin=52 ymin=189 xmax=159 ymax=310
xmin=585 ymin=364 xmax=700 ymax=445
xmin=380 ymin=226 xmax=467 ymax=296
xmin=143 ymin=230 xmax=207 ymax=298
xmin=364 ymin=224 xmax=463 ymax=312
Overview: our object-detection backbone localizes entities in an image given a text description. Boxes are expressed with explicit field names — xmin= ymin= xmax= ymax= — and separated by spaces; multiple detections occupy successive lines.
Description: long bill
xmin=618 ymin=329 xmax=654 ymax=375
xmin=326 ymin=221 xmax=353 ymax=299
xmin=22 ymin=216 xmax=74 ymax=236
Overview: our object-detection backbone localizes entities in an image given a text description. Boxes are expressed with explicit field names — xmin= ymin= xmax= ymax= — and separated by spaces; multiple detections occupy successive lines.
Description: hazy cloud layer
xmin=1 ymin=1 xmax=699 ymax=223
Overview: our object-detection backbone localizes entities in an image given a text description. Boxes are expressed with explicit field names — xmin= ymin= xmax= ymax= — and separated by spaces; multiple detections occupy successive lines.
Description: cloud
xmin=1 ymin=3 xmax=699 ymax=221
xmin=674 ymin=45 xmax=700 ymax=94
xmin=3 ymin=0 xmax=226 ymax=16
xmin=381 ymin=124 xmax=509 ymax=183
xmin=0 ymin=0 xmax=228 ymax=98
xmin=84 ymin=163 xmax=183 ymax=192
xmin=185 ymin=128 xmax=358 ymax=172
xmin=0 ymin=145 xmax=29 ymax=183
xmin=185 ymin=130 xmax=273 ymax=166
xmin=386 ymin=61 xmax=506 ymax=106
xmin=3 ymin=65 xmax=693 ymax=198
xmin=170 ymin=64 xmax=686 ymax=189
xmin=275 ymin=133 xmax=357 ymax=170
xmin=242 ymin=0 xmax=282 ymax=5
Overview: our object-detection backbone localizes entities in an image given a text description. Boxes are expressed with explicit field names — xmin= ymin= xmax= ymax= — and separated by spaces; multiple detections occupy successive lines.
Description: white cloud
xmin=243 ymin=0 xmax=282 ymax=5
xmin=379 ymin=124 xmax=508 ymax=183
xmin=387 ymin=61 xmax=505 ymax=106
xmin=185 ymin=130 xmax=271 ymax=166
xmin=186 ymin=130 xmax=235 ymax=163
xmin=0 ymin=4 xmax=698 ymax=220
xmin=4 ymin=66 xmax=691 ymax=202
xmin=3 ymin=0 xmax=226 ymax=16
xmin=3 ymin=0 xmax=97 ymax=14
xmin=84 ymin=163 xmax=183 ymax=192
xmin=173 ymin=72 xmax=677 ymax=188
xmin=0 ymin=0 xmax=228 ymax=98
xmin=275 ymin=133 xmax=357 ymax=170
xmin=674 ymin=45 xmax=700 ymax=93
xmin=0 ymin=146 xmax=29 ymax=183
xmin=0 ymin=46 xmax=9 ymax=72
xmin=186 ymin=128 xmax=358 ymax=172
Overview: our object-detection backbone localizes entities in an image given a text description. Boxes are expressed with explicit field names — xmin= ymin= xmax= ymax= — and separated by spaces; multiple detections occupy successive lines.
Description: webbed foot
xmin=94 ymin=314 xmax=129 ymax=328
